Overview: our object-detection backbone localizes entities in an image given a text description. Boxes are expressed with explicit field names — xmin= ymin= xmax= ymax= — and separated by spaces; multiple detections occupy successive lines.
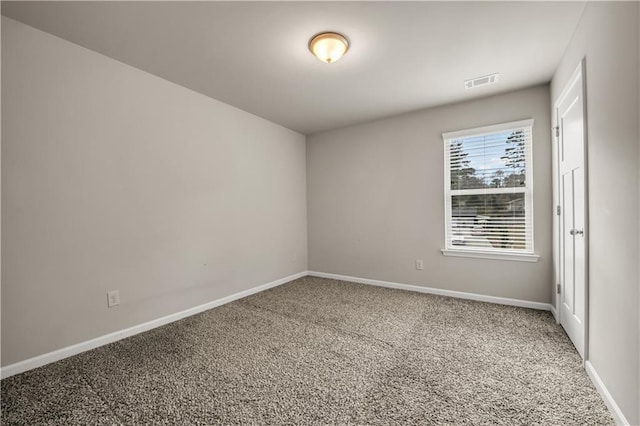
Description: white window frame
xmin=441 ymin=119 xmax=539 ymax=262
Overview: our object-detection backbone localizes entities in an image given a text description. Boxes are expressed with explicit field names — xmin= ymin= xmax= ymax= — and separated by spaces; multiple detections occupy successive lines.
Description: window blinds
xmin=444 ymin=121 xmax=534 ymax=253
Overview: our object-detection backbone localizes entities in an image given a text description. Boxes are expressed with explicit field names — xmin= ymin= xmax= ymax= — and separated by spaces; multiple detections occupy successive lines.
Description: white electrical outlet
xmin=107 ymin=290 xmax=120 ymax=308
xmin=415 ymin=259 xmax=424 ymax=270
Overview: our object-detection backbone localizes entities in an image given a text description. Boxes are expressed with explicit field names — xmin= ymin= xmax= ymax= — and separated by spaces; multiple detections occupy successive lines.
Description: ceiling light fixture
xmin=308 ymin=32 xmax=349 ymax=64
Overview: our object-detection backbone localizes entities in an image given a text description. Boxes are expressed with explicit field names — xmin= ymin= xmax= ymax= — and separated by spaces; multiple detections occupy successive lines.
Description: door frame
xmin=552 ymin=58 xmax=589 ymax=361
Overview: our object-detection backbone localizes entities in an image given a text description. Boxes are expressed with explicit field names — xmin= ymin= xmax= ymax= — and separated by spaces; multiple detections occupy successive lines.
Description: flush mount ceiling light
xmin=308 ymin=32 xmax=349 ymax=64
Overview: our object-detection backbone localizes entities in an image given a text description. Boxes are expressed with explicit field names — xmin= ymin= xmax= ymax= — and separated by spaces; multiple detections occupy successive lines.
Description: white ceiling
xmin=2 ymin=1 xmax=585 ymax=135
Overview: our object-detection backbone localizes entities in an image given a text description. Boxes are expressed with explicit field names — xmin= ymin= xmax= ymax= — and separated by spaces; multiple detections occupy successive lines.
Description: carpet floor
xmin=2 ymin=276 xmax=613 ymax=425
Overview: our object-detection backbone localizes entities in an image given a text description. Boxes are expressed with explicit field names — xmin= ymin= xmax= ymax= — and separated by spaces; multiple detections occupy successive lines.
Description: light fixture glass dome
xmin=309 ymin=32 xmax=349 ymax=64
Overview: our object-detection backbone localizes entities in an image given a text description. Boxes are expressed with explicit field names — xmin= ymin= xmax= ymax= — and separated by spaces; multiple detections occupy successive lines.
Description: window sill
xmin=441 ymin=249 xmax=540 ymax=263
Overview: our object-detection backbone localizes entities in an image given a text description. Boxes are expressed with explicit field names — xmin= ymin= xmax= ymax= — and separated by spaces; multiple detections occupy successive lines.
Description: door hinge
xmin=557 ymin=284 xmax=561 ymax=294
xmin=553 ymin=126 xmax=559 ymax=138
xmin=556 ymin=205 xmax=561 ymax=216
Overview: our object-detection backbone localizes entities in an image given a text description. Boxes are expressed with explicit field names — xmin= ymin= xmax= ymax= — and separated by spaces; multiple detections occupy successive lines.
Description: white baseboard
xmin=6 ymin=270 xmax=626 ymax=424
xmin=0 ymin=271 xmax=307 ymax=380
xmin=0 ymin=270 xmax=556 ymax=380
xmin=550 ymin=304 xmax=559 ymax=323
xmin=585 ymin=361 xmax=630 ymax=425
xmin=308 ymin=271 xmax=552 ymax=311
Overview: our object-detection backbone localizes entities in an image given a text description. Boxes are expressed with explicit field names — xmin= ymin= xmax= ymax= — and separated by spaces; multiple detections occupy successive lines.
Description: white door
xmin=555 ymin=63 xmax=587 ymax=358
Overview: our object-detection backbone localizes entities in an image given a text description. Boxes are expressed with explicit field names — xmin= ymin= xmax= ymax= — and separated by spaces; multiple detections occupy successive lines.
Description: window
xmin=442 ymin=119 xmax=538 ymax=262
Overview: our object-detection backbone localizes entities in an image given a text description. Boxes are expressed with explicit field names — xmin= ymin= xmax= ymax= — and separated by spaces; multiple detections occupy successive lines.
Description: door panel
xmin=556 ymin=63 xmax=586 ymax=359
xmin=573 ymin=166 xmax=586 ymax=323
xmin=561 ymin=172 xmax=574 ymax=313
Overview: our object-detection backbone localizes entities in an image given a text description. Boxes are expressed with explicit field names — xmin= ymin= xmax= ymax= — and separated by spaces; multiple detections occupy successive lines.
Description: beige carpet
xmin=1 ymin=276 xmax=613 ymax=425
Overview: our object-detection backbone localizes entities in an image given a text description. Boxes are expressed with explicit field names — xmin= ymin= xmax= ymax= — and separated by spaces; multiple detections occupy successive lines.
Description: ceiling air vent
xmin=464 ymin=73 xmax=499 ymax=89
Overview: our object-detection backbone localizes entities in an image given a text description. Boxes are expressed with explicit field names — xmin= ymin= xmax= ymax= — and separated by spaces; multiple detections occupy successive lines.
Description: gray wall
xmin=307 ymin=85 xmax=552 ymax=304
xmin=550 ymin=2 xmax=640 ymax=424
xmin=1 ymin=18 xmax=308 ymax=366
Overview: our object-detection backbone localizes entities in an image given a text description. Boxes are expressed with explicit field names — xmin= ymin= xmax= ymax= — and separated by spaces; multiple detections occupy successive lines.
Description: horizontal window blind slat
xmin=448 ymin=141 xmax=530 ymax=154
xmin=450 ymin=133 xmax=531 ymax=146
xmin=449 ymin=188 xmax=527 ymax=196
